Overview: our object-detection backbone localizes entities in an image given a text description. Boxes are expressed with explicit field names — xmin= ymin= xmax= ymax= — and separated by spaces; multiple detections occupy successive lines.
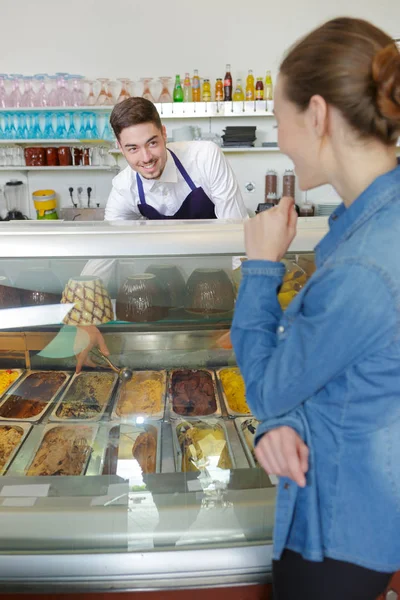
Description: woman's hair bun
xmin=372 ymin=43 xmax=400 ymax=122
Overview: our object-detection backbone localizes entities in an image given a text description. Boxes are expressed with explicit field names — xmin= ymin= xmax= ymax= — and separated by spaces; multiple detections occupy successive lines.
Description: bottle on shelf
xmin=223 ymin=64 xmax=233 ymax=101
xmin=173 ymin=75 xmax=184 ymax=102
xmin=202 ymin=79 xmax=212 ymax=102
xmin=233 ymin=79 xmax=245 ymax=102
xmin=299 ymin=191 xmax=315 ymax=216
xmin=265 ymin=169 xmax=278 ymax=201
xmin=192 ymin=70 xmax=201 ymax=102
xmin=245 ymin=70 xmax=255 ymax=101
xmin=183 ymin=73 xmax=192 ymax=102
xmin=215 ymin=78 xmax=224 ymax=102
xmin=282 ymin=169 xmax=300 ymax=214
xmin=255 ymin=77 xmax=264 ymax=100
xmin=265 ymin=70 xmax=273 ymax=101
xmin=282 ymin=169 xmax=295 ymax=199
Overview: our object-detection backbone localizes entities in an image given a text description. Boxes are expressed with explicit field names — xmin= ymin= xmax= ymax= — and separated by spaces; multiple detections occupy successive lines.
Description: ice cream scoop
xmin=90 ymin=347 xmax=133 ymax=383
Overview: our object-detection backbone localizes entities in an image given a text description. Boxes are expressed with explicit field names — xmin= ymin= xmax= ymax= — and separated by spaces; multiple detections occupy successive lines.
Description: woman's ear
xmin=308 ymin=94 xmax=329 ymax=138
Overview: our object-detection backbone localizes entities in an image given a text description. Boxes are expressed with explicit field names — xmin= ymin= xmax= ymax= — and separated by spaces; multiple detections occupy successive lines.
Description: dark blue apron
xmin=136 ymin=149 xmax=216 ymax=219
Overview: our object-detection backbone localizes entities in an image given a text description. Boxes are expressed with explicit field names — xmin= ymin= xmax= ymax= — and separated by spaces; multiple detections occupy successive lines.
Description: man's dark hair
xmin=110 ymin=97 xmax=162 ymax=140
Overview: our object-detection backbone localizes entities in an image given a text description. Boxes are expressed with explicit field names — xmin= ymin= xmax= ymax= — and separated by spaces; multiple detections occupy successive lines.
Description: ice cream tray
xmin=172 ymin=417 xmax=236 ymax=473
xmin=216 ymin=367 xmax=252 ymax=418
xmin=0 ymin=369 xmax=26 ymax=401
xmin=0 ymin=370 xmax=71 ymax=423
xmin=111 ymin=370 xmax=167 ymax=422
xmin=234 ymin=417 xmax=260 ymax=468
xmin=88 ymin=421 xmax=162 ymax=476
xmin=49 ymin=371 xmax=119 ymax=423
xmin=0 ymin=421 xmax=32 ymax=476
xmin=166 ymin=369 xmax=222 ymax=420
xmin=23 ymin=422 xmax=99 ymax=477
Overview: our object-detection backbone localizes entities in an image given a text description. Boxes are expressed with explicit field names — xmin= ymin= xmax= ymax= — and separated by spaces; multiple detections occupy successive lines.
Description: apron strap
xmin=136 ymin=146 xmax=197 ymax=206
xmin=136 ymin=171 xmax=146 ymax=205
xmin=167 ymin=149 xmax=197 ymax=191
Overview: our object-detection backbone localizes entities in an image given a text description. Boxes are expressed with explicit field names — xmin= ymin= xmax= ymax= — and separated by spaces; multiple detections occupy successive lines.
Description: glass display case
xmin=0 ymin=217 xmax=326 ymax=593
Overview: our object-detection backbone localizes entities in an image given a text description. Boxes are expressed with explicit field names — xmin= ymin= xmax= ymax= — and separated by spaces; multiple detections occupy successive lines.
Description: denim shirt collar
xmin=315 ymin=165 xmax=400 ymax=267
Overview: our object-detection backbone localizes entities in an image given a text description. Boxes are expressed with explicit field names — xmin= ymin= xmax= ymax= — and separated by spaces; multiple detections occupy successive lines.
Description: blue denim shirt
xmin=231 ymin=165 xmax=400 ymax=573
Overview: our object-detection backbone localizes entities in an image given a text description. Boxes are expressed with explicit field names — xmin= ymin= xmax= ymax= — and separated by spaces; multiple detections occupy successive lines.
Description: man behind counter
xmin=77 ymin=97 xmax=247 ymax=370
xmin=104 ymin=96 xmax=248 ymax=220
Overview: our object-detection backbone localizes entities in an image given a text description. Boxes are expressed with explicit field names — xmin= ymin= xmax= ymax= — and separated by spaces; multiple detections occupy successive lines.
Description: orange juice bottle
xmin=192 ymin=69 xmax=201 ymax=102
xmin=233 ymin=78 xmax=245 ymax=101
xmin=202 ymin=79 xmax=211 ymax=102
xmin=265 ymin=70 xmax=273 ymax=101
xmin=246 ymin=69 xmax=255 ymax=100
xmin=215 ymin=78 xmax=224 ymax=101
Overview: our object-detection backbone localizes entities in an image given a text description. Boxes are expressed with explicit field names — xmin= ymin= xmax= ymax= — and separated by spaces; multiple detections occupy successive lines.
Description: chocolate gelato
xmin=0 ymin=372 xmax=67 ymax=419
xmin=171 ymin=370 xmax=217 ymax=416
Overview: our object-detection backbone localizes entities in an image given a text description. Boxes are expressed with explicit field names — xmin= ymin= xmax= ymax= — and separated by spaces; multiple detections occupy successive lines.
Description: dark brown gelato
xmin=171 ymin=369 xmax=217 ymax=416
xmin=0 ymin=372 xmax=67 ymax=419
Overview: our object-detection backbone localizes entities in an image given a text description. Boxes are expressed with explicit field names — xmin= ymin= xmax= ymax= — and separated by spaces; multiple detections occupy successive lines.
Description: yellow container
xmin=32 ymin=189 xmax=58 ymax=219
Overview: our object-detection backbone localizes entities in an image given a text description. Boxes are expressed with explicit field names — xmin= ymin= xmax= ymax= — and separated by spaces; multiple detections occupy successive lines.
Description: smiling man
xmin=105 ymin=97 xmax=248 ymax=220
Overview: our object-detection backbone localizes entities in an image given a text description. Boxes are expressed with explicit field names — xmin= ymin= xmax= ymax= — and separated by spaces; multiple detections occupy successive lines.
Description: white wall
xmin=0 ymin=0 xmax=399 ymax=217
xmin=1 ymin=0 xmax=398 ymax=80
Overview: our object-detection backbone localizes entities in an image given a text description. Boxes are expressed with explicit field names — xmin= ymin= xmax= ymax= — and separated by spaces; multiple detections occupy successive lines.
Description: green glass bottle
xmin=173 ymin=75 xmax=184 ymax=102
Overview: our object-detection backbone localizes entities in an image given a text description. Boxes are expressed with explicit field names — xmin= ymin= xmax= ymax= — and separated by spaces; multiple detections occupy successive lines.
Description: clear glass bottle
xmin=183 ymin=73 xmax=192 ymax=102
xmin=265 ymin=70 xmax=273 ymax=101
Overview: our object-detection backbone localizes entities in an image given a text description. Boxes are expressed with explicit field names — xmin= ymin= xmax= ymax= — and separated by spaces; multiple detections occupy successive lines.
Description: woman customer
xmin=231 ymin=17 xmax=400 ymax=600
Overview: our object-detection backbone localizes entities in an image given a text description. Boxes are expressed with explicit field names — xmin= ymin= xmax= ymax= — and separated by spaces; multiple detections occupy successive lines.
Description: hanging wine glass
xmin=107 ymin=80 xmax=117 ymax=105
xmin=20 ymin=76 xmax=36 ymax=108
xmin=8 ymin=114 xmax=17 ymax=139
xmin=70 ymin=75 xmax=85 ymax=107
xmin=90 ymin=113 xmax=99 ymax=139
xmin=55 ymin=73 xmax=71 ymax=107
xmin=7 ymin=75 xmax=23 ymax=108
xmin=0 ymin=75 xmax=7 ymax=108
xmin=31 ymin=113 xmax=42 ymax=138
xmin=85 ymin=79 xmax=96 ymax=106
xmin=67 ymin=112 xmax=77 ymax=138
xmin=47 ymin=75 xmax=58 ymax=106
xmin=79 ymin=113 xmax=87 ymax=138
xmin=17 ymin=113 xmax=29 ymax=139
xmin=116 ymin=78 xmax=131 ymax=103
xmin=44 ymin=113 xmax=55 ymax=138
xmin=96 ymin=78 xmax=113 ymax=106
xmin=33 ymin=74 xmax=49 ymax=107
xmin=140 ymin=78 xmax=155 ymax=103
xmin=56 ymin=113 xmax=67 ymax=138
xmin=158 ymin=77 xmax=172 ymax=103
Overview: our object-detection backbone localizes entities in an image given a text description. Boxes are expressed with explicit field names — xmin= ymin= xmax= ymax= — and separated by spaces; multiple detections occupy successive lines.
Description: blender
xmin=4 ymin=180 xmax=28 ymax=219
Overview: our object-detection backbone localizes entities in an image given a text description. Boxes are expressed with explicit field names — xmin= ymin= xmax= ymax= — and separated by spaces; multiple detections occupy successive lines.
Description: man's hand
xmin=74 ymin=325 xmax=110 ymax=373
xmin=255 ymin=426 xmax=309 ymax=487
xmin=245 ymin=197 xmax=298 ymax=262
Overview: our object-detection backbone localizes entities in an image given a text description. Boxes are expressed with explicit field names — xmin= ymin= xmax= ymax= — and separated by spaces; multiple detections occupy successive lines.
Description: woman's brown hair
xmin=280 ymin=17 xmax=400 ymax=145
xmin=110 ymin=97 xmax=162 ymax=140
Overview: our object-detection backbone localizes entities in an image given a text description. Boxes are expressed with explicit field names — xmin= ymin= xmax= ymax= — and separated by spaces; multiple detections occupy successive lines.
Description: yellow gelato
xmin=116 ymin=372 xmax=164 ymax=417
xmin=0 ymin=370 xmax=20 ymax=398
xmin=177 ymin=421 xmax=232 ymax=472
xmin=219 ymin=368 xmax=250 ymax=414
